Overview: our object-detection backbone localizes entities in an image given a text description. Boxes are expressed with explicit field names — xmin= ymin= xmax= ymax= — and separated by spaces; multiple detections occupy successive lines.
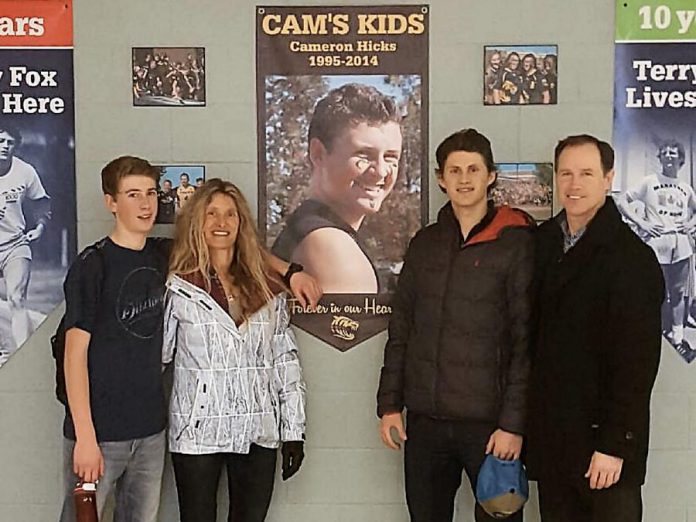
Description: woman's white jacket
xmin=162 ymin=275 xmax=306 ymax=455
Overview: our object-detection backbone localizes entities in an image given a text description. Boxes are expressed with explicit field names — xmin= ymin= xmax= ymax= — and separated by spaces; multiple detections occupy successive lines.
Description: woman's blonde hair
xmin=169 ymin=178 xmax=280 ymax=318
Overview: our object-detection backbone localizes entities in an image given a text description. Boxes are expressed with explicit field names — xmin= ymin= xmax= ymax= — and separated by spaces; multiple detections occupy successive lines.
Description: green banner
xmin=616 ymin=0 xmax=696 ymax=41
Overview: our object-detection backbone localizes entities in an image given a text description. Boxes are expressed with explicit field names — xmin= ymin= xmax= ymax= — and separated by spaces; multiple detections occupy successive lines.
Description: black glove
xmin=281 ymin=441 xmax=304 ymax=481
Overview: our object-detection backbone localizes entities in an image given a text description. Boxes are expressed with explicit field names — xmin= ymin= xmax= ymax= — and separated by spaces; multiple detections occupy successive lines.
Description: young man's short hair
xmin=554 ymin=134 xmax=614 ymax=175
xmin=101 ymin=156 xmax=160 ymax=197
xmin=308 ymin=83 xmax=401 ymax=153
xmin=435 ymin=128 xmax=498 ymax=194
xmin=657 ymin=139 xmax=686 ymax=168
xmin=0 ymin=122 xmax=22 ymax=146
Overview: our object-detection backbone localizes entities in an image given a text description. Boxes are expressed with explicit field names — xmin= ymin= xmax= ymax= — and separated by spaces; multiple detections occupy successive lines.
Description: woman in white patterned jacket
xmin=162 ymin=178 xmax=307 ymax=522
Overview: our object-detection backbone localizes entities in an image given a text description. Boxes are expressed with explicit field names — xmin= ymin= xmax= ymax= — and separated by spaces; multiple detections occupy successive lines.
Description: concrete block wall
xmin=1 ymin=0 xmax=694 ymax=520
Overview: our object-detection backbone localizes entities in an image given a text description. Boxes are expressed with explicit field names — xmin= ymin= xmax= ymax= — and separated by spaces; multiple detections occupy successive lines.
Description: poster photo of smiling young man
xmin=256 ymin=6 xmax=429 ymax=350
xmin=261 ymin=75 xmax=426 ymax=349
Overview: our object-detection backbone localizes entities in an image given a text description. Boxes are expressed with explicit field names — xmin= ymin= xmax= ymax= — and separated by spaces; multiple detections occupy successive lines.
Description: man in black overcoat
xmin=527 ymin=134 xmax=664 ymax=522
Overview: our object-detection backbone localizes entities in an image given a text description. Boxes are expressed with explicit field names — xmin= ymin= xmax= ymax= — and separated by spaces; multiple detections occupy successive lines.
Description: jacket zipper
xmin=432 ymin=239 xmax=488 ymax=414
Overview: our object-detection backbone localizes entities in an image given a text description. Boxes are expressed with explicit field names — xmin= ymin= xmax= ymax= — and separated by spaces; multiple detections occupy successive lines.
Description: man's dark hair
xmin=196 ymin=177 xmax=204 ymax=183
xmin=101 ymin=156 xmax=160 ymax=197
xmin=657 ymin=139 xmax=686 ymax=168
xmin=435 ymin=128 xmax=498 ymax=194
xmin=0 ymin=122 xmax=22 ymax=147
xmin=180 ymin=172 xmax=189 ymax=180
xmin=308 ymin=83 xmax=401 ymax=152
xmin=554 ymin=134 xmax=614 ymax=174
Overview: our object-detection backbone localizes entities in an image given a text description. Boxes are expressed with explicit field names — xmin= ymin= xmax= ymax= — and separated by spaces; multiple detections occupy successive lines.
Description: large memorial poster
xmin=0 ymin=1 xmax=76 ymax=367
xmin=613 ymin=0 xmax=696 ymax=363
xmin=256 ymin=5 xmax=429 ymax=350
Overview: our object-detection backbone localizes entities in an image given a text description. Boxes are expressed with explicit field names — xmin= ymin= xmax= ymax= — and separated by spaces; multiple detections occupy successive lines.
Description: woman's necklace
xmin=212 ymin=271 xmax=243 ymax=322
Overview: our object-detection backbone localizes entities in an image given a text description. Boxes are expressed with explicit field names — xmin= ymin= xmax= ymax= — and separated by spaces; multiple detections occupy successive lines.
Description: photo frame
xmin=483 ymin=45 xmax=558 ymax=105
xmin=154 ymin=165 xmax=205 ymax=224
xmin=132 ymin=47 xmax=206 ymax=107
xmin=493 ymin=163 xmax=553 ymax=221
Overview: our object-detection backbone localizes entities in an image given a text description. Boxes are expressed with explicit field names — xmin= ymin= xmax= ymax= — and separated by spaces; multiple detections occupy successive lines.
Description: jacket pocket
xmin=175 ymin=376 xmax=208 ymax=441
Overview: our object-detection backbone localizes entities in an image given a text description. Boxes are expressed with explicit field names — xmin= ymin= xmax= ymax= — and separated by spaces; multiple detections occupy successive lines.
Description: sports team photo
xmin=484 ymin=45 xmax=558 ymax=105
xmin=132 ymin=47 xmax=206 ymax=106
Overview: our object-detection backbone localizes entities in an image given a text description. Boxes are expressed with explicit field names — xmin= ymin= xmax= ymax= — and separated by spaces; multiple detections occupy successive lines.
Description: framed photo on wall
xmin=483 ymin=45 xmax=557 ymax=105
xmin=154 ymin=165 xmax=205 ymax=224
xmin=493 ymin=163 xmax=553 ymax=221
xmin=132 ymin=47 xmax=206 ymax=106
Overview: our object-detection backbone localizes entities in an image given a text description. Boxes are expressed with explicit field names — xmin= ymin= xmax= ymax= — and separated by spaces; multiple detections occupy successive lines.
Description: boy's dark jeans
xmin=404 ymin=413 xmax=524 ymax=522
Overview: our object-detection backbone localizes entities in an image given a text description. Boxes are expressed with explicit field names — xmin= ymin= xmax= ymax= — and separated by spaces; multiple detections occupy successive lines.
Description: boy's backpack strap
xmin=52 ymin=238 xmax=109 ymax=406
xmin=84 ymin=238 xmax=108 ymax=297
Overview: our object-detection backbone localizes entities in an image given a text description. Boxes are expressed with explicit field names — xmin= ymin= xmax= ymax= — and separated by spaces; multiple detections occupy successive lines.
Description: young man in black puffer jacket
xmin=377 ymin=129 xmax=535 ymax=522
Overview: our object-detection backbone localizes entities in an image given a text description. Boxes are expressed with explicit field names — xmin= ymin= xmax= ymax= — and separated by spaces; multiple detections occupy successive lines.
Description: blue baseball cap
xmin=476 ymin=455 xmax=529 ymax=519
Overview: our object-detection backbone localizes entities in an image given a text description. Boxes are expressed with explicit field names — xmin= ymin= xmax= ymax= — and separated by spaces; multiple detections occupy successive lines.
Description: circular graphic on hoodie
xmin=116 ymin=266 xmax=165 ymax=339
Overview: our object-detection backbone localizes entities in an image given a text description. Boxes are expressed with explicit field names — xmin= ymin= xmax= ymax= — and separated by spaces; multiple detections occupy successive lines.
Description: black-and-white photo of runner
xmin=0 ymin=124 xmax=50 ymax=365
xmin=616 ymin=134 xmax=696 ymax=362
xmin=132 ymin=47 xmax=206 ymax=106
xmin=0 ymin=44 xmax=76 ymax=369
xmin=614 ymin=39 xmax=696 ymax=364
